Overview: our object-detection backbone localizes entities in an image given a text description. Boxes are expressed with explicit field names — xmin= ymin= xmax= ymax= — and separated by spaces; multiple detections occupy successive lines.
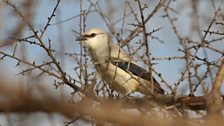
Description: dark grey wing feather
xmin=111 ymin=60 xmax=164 ymax=94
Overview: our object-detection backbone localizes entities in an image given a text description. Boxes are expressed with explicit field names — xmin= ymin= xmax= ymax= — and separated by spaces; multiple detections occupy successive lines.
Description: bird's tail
xmin=153 ymin=81 xmax=165 ymax=94
xmin=137 ymin=79 xmax=165 ymax=95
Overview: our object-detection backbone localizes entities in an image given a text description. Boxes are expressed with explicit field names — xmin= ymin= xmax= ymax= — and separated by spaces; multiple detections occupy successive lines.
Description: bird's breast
xmin=96 ymin=62 xmax=139 ymax=94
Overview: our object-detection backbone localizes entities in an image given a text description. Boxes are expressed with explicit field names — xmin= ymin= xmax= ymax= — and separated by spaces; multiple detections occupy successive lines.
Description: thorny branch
xmin=0 ymin=0 xmax=224 ymax=125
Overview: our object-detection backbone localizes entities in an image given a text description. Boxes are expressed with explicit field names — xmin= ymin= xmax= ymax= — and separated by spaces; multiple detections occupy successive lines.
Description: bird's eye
xmin=89 ymin=33 xmax=96 ymax=38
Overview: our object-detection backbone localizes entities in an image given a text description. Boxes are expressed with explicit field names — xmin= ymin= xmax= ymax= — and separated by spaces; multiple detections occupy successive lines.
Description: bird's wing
xmin=110 ymin=59 xmax=164 ymax=94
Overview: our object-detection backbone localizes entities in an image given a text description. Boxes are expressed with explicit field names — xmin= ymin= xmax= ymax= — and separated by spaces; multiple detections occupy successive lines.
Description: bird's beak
xmin=76 ymin=35 xmax=87 ymax=41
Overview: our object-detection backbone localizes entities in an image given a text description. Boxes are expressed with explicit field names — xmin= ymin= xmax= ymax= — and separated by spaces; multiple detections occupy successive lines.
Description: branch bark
xmin=207 ymin=61 xmax=224 ymax=114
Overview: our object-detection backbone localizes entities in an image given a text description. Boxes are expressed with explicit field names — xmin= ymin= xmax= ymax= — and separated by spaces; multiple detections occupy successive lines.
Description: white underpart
xmin=81 ymin=28 xmax=155 ymax=95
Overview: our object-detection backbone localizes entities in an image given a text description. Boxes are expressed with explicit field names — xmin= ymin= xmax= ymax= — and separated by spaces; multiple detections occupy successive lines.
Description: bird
xmin=76 ymin=28 xmax=164 ymax=96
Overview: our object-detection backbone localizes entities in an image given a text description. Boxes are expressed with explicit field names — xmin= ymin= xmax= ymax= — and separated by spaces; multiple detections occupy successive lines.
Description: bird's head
xmin=76 ymin=28 xmax=109 ymax=49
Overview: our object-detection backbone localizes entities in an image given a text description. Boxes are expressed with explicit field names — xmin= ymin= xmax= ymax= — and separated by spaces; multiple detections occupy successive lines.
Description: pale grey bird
xmin=76 ymin=28 xmax=164 ymax=95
